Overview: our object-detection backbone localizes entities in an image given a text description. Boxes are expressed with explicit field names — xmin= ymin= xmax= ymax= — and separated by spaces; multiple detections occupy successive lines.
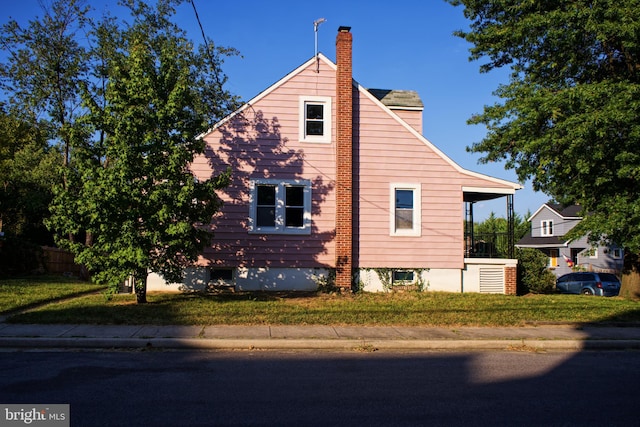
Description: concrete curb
xmin=2 ymin=337 xmax=640 ymax=351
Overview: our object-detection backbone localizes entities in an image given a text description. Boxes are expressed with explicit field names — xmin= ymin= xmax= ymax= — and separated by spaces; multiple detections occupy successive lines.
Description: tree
xmin=0 ymin=109 xmax=61 ymax=244
xmin=475 ymin=211 xmax=529 ymax=240
xmin=471 ymin=211 xmax=529 ymax=257
xmin=0 ymin=0 xmax=91 ymax=167
xmin=47 ymin=0 xmax=236 ymax=303
xmin=448 ymin=1 xmax=640 ymax=297
xmin=0 ymin=0 xmax=97 ymax=252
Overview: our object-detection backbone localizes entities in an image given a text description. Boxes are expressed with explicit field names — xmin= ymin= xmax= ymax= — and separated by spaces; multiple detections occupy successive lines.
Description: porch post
xmin=507 ymin=194 xmax=515 ymax=258
xmin=465 ymin=202 xmax=475 ymax=257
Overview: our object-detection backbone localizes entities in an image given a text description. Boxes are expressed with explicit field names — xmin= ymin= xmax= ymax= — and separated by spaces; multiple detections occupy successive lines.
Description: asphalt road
xmin=1 ymin=349 xmax=638 ymax=426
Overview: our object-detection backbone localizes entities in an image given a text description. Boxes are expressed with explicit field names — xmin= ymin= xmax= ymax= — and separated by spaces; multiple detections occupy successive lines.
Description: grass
xmin=0 ymin=276 xmax=106 ymax=314
xmin=1 ymin=276 xmax=639 ymax=326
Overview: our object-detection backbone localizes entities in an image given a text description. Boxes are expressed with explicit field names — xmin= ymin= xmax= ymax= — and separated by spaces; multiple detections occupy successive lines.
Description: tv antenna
xmin=313 ymin=18 xmax=326 ymax=73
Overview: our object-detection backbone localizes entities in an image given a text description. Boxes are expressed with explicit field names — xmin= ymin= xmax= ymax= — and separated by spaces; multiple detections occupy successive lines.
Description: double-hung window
xmin=541 ymin=220 xmax=554 ymax=237
xmin=250 ymin=179 xmax=312 ymax=234
xmin=390 ymin=183 xmax=421 ymax=236
xmin=299 ymin=96 xmax=331 ymax=143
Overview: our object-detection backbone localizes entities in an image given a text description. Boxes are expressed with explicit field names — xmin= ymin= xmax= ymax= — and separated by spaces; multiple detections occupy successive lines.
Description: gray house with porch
xmin=516 ymin=203 xmax=623 ymax=277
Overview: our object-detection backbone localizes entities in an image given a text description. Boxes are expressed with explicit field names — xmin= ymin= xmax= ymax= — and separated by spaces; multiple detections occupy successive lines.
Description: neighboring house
xmin=147 ymin=27 xmax=522 ymax=294
xmin=516 ymin=203 xmax=624 ymax=277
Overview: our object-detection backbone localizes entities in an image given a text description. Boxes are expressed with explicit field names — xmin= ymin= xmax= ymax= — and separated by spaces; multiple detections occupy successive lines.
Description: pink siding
xmin=392 ymin=109 xmax=422 ymax=134
xmin=355 ymin=91 xmax=505 ymax=270
xmin=191 ymin=60 xmax=337 ymax=268
xmin=192 ymin=56 xmax=517 ymax=271
xmin=357 ymin=92 xmax=454 ymax=268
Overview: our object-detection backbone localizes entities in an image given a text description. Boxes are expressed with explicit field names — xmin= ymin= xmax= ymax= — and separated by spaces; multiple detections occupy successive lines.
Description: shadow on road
xmin=1 ymin=310 xmax=639 ymax=426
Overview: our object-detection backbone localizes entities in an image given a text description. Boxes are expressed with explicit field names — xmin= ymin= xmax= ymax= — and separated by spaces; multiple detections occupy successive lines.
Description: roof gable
xmin=202 ymin=53 xmax=336 ymax=136
xmin=529 ymin=203 xmax=583 ymax=221
xmin=358 ymin=82 xmax=521 ymax=191
xmin=205 ymin=52 xmax=521 ymax=193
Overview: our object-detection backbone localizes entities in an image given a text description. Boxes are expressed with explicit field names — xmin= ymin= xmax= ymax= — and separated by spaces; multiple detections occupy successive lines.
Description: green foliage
xmin=449 ymin=1 xmax=640 ymax=252
xmin=474 ymin=211 xmax=530 ymax=241
xmin=0 ymin=110 xmax=61 ymax=244
xmin=0 ymin=1 xmax=239 ymax=300
xmin=367 ymin=268 xmax=429 ymax=292
xmin=516 ymin=248 xmax=556 ymax=294
xmin=0 ymin=0 xmax=91 ymax=165
xmin=471 ymin=211 xmax=530 ymax=257
xmin=41 ymin=0 xmax=237 ymax=303
xmin=312 ymin=269 xmax=338 ymax=293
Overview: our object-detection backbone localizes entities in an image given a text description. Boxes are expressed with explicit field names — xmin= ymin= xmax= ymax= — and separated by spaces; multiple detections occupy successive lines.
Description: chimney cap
xmin=338 ymin=26 xmax=351 ymax=33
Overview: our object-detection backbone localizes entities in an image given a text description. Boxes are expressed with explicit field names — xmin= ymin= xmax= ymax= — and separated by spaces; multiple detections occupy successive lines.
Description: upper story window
xmin=612 ymin=248 xmax=623 ymax=259
xmin=299 ymin=96 xmax=332 ymax=143
xmin=390 ymin=183 xmax=421 ymax=237
xmin=541 ymin=220 xmax=553 ymax=236
xmin=249 ymin=178 xmax=311 ymax=235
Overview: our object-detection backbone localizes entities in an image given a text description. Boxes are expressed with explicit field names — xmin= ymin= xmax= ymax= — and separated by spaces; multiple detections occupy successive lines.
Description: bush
xmin=516 ymin=248 xmax=556 ymax=294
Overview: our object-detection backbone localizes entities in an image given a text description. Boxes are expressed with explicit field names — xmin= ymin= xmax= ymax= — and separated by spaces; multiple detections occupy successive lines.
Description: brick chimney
xmin=335 ymin=26 xmax=353 ymax=291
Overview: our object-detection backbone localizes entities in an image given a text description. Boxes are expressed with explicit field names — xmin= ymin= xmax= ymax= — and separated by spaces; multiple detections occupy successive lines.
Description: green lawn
xmin=1 ymin=276 xmax=639 ymax=326
xmin=0 ymin=276 xmax=106 ymax=314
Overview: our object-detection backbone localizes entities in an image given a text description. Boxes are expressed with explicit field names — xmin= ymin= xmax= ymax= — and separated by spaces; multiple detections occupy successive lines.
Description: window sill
xmin=249 ymin=228 xmax=311 ymax=236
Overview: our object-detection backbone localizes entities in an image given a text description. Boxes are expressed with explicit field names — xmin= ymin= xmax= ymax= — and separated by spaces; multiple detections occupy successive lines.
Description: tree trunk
xmin=135 ymin=273 xmax=147 ymax=304
xmin=619 ymin=251 xmax=640 ymax=300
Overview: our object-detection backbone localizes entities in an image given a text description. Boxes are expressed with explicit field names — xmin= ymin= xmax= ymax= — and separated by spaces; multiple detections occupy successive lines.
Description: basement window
xmin=392 ymin=270 xmax=414 ymax=283
xmin=210 ymin=268 xmax=234 ymax=281
xmin=299 ymin=96 xmax=332 ymax=143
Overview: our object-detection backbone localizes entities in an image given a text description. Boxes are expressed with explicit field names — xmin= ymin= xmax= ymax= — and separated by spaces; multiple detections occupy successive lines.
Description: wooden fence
xmin=42 ymin=246 xmax=86 ymax=278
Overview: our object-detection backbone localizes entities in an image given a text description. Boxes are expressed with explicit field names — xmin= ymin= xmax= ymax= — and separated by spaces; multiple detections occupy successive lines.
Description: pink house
xmin=147 ymin=27 xmax=522 ymax=294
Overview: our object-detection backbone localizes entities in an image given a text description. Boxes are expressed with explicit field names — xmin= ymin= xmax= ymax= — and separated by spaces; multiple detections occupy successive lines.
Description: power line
xmin=188 ymin=0 xmax=221 ymax=86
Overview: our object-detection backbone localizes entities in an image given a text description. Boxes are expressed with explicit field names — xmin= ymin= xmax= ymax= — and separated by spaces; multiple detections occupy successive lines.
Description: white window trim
xmin=541 ymin=220 xmax=554 ymax=237
xmin=248 ymin=178 xmax=312 ymax=235
xmin=389 ymin=183 xmax=421 ymax=237
xmin=299 ymin=96 xmax=332 ymax=143
xmin=612 ymin=248 xmax=623 ymax=259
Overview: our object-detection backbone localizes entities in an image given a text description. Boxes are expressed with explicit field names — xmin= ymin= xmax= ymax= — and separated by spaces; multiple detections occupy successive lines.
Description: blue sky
xmin=3 ymin=0 xmax=550 ymax=220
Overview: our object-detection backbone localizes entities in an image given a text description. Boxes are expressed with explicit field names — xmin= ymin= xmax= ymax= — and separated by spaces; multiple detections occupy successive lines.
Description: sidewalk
xmin=2 ymin=323 xmax=640 ymax=351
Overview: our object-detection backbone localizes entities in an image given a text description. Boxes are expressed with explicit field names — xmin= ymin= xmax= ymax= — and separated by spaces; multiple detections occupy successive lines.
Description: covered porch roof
xmin=463 ymin=186 xmax=519 ymax=203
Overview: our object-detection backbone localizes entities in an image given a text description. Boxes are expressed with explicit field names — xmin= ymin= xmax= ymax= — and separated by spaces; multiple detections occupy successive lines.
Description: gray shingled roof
xmin=516 ymin=231 xmax=568 ymax=248
xmin=546 ymin=204 xmax=583 ymax=218
xmin=368 ymin=89 xmax=423 ymax=109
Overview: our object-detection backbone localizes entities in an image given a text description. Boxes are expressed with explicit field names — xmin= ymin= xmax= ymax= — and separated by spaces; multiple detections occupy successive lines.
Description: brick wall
xmin=505 ymin=265 xmax=517 ymax=295
xmin=335 ymin=27 xmax=353 ymax=291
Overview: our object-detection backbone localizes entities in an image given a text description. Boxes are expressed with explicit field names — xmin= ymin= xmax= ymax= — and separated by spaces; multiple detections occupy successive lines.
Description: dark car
xmin=555 ymin=272 xmax=621 ymax=296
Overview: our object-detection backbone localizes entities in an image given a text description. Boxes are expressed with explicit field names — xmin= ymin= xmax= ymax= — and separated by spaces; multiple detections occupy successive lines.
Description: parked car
xmin=555 ymin=272 xmax=621 ymax=296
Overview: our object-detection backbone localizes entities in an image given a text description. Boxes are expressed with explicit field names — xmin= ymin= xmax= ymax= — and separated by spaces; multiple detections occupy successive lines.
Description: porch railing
xmin=465 ymin=232 xmax=513 ymax=259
